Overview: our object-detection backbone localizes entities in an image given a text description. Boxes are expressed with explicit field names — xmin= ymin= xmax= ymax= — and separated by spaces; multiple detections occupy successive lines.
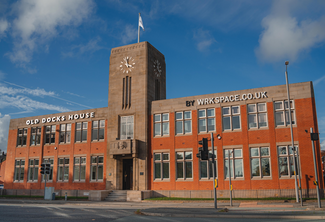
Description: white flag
xmin=139 ymin=15 xmax=144 ymax=31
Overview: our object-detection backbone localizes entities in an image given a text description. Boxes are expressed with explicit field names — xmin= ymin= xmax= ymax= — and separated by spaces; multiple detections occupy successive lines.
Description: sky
xmin=0 ymin=0 xmax=325 ymax=152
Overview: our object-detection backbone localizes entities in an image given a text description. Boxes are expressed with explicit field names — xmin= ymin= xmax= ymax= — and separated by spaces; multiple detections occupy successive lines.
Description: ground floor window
xmin=74 ymin=157 xmax=86 ymax=181
xmin=42 ymin=158 xmax=54 ymax=181
xmin=278 ymin=145 xmax=299 ymax=177
xmin=28 ymin=159 xmax=39 ymax=182
xmin=200 ymin=150 xmax=217 ymax=179
xmin=176 ymin=151 xmax=192 ymax=180
xmin=91 ymin=156 xmax=104 ymax=181
xmin=14 ymin=159 xmax=25 ymax=182
xmin=154 ymin=153 xmax=169 ymax=180
xmin=224 ymin=149 xmax=243 ymax=179
xmin=57 ymin=157 xmax=69 ymax=182
xmin=250 ymin=147 xmax=271 ymax=178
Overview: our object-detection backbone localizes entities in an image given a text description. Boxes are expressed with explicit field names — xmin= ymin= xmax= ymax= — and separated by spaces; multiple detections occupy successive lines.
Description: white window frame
xmin=45 ymin=125 xmax=56 ymax=145
xmin=153 ymin=153 xmax=170 ymax=180
xmin=224 ymin=148 xmax=244 ymax=179
xmin=176 ymin=151 xmax=193 ymax=180
xmin=250 ymin=147 xmax=271 ymax=179
xmin=57 ymin=157 xmax=69 ymax=182
xmin=198 ymin=108 xmax=215 ymax=133
xmin=247 ymin=103 xmax=268 ymax=129
xmin=199 ymin=150 xmax=217 ymax=180
xmin=28 ymin=159 xmax=39 ymax=182
xmin=74 ymin=157 xmax=86 ymax=182
xmin=154 ymin=113 xmax=169 ymax=137
xmin=278 ymin=145 xmax=299 ymax=178
xmin=120 ymin=115 xmax=134 ymax=140
xmin=222 ymin=106 xmax=241 ymax=131
xmin=60 ymin=124 xmax=71 ymax=144
xmin=175 ymin=111 xmax=192 ymax=135
xmin=92 ymin=120 xmax=105 ymax=141
xmin=14 ymin=159 xmax=25 ymax=182
xmin=75 ymin=122 xmax=88 ymax=142
xmin=91 ymin=155 xmax=104 ymax=181
xmin=17 ymin=128 xmax=27 ymax=147
xmin=30 ymin=127 xmax=41 ymax=146
xmin=274 ymin=100 xmax=296 ymax=127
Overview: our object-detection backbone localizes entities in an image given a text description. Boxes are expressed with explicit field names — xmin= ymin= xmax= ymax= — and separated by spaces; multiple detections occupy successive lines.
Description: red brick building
xmin=3 ymin=42 xmax=323 ymax=199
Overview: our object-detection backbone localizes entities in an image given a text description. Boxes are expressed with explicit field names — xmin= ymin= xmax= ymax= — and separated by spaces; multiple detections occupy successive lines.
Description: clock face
xmin=153 ymin=59 xmax=162 ymax=77
xmin=120 ymin=56 xmax=135 ymax=74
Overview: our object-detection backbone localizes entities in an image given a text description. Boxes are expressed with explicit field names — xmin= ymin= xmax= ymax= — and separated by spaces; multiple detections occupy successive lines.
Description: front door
xmin=123 ymin=159 xmax=133 ymax=190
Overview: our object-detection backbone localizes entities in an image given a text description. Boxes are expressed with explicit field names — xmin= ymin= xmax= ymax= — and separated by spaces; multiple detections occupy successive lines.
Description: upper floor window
xmin=278 ymin=145 xmax=299 ymax=177
xmin=45 ymin=125 xmax=56 ymax=145
xmin=75 ymin=122 xmax=87 ymax=142
xmin=154 ymin=113 xmax=169 ymax=137
xmin=198 ymin=108 xmax=215 ymax=133
xmin=250 ymin=147 xmax=271 ymax=178
xmin=14 ymin=159 xmax=25 ymax=182
xmin=274 ymin=100 xmax=295 ymax=127
xmin=120 ymin=116 xmax=134 ymax=140
xmin=200 ymin=150 xmax=217 ymax=179
xmin=154 ymin=153 xmax=169 ymax=180
xmin=224 ymin=148 xmax=243 ymax=179
xmin=30 ymin=127 xmax=41 ymax=146
xmin=176 ymin=151 xmax=192 ymax=180
xmin=92 ymin=120 xmax=105 ymax=141
xmin=176 ymin=111 xmax=192 ymax=135
xmin=248 ymin=103 xmax=267 ymax=129
xmin=17 ymin=128 xmax=27 ymax=147
xmin=60 ymin=124 xmax=71 ymax=144
xmin=222 ymin=106 xmax=240 ymax=131
xmin=28 ymin=159 xmax=39 ymax=182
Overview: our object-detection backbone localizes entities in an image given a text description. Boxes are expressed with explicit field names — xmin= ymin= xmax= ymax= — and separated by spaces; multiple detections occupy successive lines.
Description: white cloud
xmin=321 ymin=140 xmax=325 ymax=150
xmin=121 ymin=24 xmax=137 ymax=44
xmin=0 ymin=83 xmax=56 ymax=97
xmin=0 ymin=114 xmax=11 ymax=152
xmin=256 ymin=1 xmax=325 ymax=63
xmin=193 ymin=29 xmax=217 ymax=52
xmin=6 ymin=0 xmax=95 ymax=66
xmin=0 ymin=19 xmax=9 ymax=36
xmin=62 ymin=36 xmax=104 ymax=57
xmin=0 ymin=71 xmax=5 ymax=80
xmin=314 ymin=75 xmax=325 ymax=86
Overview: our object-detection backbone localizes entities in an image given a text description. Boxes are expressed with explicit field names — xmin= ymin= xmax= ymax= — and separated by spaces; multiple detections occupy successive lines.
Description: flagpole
xmin=138 ymin=13 xmax=140 ymax=43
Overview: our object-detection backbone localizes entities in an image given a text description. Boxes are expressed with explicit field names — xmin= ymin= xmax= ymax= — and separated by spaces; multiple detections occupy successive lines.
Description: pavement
xmin=0 ymin=198 xmax=325 ymax=220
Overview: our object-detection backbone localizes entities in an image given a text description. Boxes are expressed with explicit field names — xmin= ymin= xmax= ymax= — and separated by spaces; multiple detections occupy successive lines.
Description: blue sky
xmin=0 ymin=0 xmax=325 ymax=152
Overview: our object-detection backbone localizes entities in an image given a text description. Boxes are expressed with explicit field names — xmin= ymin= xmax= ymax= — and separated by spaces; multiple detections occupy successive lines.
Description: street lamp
xmin=284 ymin=61 xmax=301 ymax=204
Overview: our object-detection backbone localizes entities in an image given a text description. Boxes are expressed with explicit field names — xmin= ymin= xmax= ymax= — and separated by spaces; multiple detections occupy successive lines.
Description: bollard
xmin=65 ymin=192 xmax=67 ymax=201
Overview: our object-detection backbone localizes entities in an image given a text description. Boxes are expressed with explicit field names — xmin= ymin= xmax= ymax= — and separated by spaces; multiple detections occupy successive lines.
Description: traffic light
xmin=197 ymin=138 xmax=208 ymax=160
xmin=40 ymin=163 xmax=46 ymax=174
xmin=40 ymin=163 xmax=51 ymax=175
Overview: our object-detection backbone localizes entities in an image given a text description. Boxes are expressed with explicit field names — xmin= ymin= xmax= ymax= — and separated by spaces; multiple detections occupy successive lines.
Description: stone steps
xmin=104 ymin=190 xmax=127 ymax=202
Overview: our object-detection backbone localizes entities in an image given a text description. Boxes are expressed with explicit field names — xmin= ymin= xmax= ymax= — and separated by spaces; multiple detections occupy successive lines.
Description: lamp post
xmin=284 ymin=61 xmax=300 ymax=203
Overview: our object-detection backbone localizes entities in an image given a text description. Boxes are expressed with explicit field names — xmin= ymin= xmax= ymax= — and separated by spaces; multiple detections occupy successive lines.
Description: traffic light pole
xmin=228 ymin=150 xmax=232 ymax=207
xmin=310 ymin=128 xmax=321 ymax=208
xmin=44 ymin=173 xmax=47 ymax=200
xmin=211 ymin=133 xmax=217 ymax=209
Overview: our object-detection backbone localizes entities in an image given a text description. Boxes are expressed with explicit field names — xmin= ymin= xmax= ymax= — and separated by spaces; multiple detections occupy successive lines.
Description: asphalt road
xmin=0 ymin=203 xmax=322 ymax=222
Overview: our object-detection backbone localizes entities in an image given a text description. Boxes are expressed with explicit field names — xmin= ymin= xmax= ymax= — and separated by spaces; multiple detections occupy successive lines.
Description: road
xmin=0 ymin=203 xmax=322 ymax=222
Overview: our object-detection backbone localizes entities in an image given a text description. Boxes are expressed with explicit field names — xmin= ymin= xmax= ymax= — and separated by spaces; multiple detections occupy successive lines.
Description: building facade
xmin=3 ymin=42 xmax=323 ymax=198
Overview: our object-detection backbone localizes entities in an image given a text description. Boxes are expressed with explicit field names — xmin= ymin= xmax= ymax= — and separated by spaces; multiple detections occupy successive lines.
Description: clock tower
xmin=106 ymin=42 xmax=166 ymax=190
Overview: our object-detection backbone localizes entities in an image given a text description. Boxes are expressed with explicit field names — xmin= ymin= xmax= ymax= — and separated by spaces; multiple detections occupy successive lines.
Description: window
xmin=45 ymin=125 xmax=56 ymax=144
xmin=176 ymin=151 xmax=192 ymax=179
xmin=17 ymin=128 xmax=27 ymax=147
xmin=248 ymin=103 xmax=267 ymax=129
xmin=75 ymin=122 xmax=87 ymax=142
xmin=250 ymin=147 xmax=271 ymax=178
xmin=42 ymin=158 xmax=53 ymax=181
xmin=28 ymin=159 xmax=39 ymax=182
xmin=176 ymin=111 xmax=192 ymax=135
xmin=60 ymin=124 xmax=71 ymax=143
xmin=154 ymin=153 xmax=169 ymax=180
xmin=57 ymin=157 xmax=69 ymax=182
xmin=198 ymin=109 xmax=215 ymax=133
xmin=200 ymin=150 xmax=217 ymax=179
xmin=14 ymin=159 xmax=25 ymax=182
xmin=274 ymin=100 xmax=295 ymax=127
xmin=154 ymin=113 xmax=169 ymax=137
xmin=222 ymin=106 xmax=241 ymax=131
xmin=224 ymin=149 xmax=243 ymax=179
xmin=91 ymin=156 xmax=104 ymax=181
xmin=278 ymin=146 xmax=299 ymax=177
xmin=30 ymin=127 xmax=41 ymax=146
xmin=74 ymin=157 xmax=86 ymax=181
xmin=92 ymin=120 xmax=105 ymax=141
xmin=120 ymin=116 xmax=134 ymax=140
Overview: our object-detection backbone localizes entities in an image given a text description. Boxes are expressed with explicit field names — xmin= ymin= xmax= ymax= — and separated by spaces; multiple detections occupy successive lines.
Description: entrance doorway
xmin=123 ymin=159 xmax=133 ymax=190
